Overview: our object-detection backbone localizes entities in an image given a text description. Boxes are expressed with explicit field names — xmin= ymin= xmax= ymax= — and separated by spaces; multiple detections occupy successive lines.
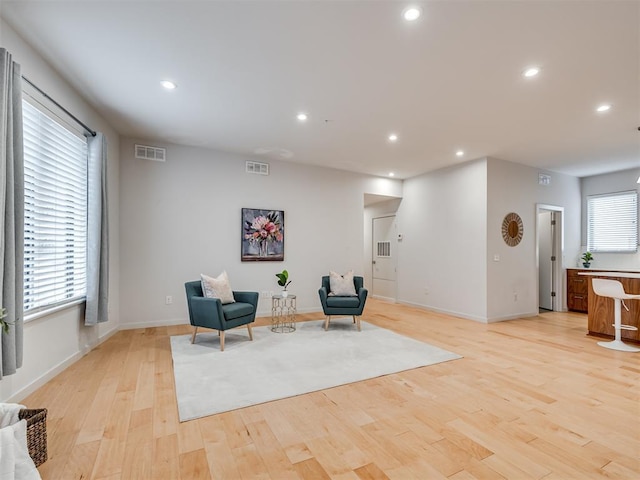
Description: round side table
xmin=271 ymin=294 xmax=297 ymax=333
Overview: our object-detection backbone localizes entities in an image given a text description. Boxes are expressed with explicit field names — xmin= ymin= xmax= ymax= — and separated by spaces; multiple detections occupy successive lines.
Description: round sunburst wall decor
xmin=502 ymin=212 xmax=523 ymax=247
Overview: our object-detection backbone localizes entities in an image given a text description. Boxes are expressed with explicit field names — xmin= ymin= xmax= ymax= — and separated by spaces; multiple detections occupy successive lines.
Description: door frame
xmin=536 ymin=204 xmax=565 ymax=312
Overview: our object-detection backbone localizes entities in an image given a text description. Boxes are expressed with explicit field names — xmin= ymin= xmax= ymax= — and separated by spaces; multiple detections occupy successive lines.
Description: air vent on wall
xmin=377 ymin=241 xmax=391 ymax=257
xmin=135 ymin=144 xmax=166 ymax=162
xmin=246 ymin=160 xmax=269 ymax=175
xmin=538 ymin=173 xmax=551 ymax=186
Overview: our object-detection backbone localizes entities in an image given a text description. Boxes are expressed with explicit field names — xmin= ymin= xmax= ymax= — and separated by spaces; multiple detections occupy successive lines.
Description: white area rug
xmin=170 ymin=319 xmax=462 ymax=422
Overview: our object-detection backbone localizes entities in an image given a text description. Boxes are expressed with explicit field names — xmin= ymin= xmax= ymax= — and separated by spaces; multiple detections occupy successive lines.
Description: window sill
xmin=24 ymin=298 xmax=86 ymax=323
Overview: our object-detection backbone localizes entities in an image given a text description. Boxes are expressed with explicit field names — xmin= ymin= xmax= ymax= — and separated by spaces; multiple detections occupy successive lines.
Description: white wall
xmin=395 ymin=157 xmax=581 ymax=323
xmin=486 ymin=158 xmax=581 ymax=321
xmin=118 ymin=137 xmax=402 ymax=326
xmin=580 ymin=167 xmax=640 ymax=270
xmin=395 ymin=159 xmax=489 ymax=321
xmin=0 ymin=19 xmax=121 ymax=402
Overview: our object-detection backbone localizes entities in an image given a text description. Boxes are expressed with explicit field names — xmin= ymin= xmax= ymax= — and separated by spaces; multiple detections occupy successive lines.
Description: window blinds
xmin=587 ymin=190 xmax=638 ymax=253
xmin=22 ymin=100 xmax=88 ymax=313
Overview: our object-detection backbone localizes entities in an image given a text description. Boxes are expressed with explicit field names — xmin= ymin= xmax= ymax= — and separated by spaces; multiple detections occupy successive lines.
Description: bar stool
xmin=592 ymin=279 xmax=640 ymax=352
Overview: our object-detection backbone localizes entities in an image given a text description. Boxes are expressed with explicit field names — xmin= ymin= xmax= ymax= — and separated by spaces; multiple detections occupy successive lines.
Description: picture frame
xmin=241 ymin=208 xmax=285 ymax=261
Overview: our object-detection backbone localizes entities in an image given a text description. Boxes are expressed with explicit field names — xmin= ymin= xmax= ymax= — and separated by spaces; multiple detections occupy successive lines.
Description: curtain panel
xmin=0 ymin=48 xmax=25 ymax=378
xmin=85 ymin=133 xmax=109 ymax=325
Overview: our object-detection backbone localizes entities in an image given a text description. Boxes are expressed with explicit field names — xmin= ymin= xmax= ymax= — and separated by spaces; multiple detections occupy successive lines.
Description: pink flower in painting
xmin=244 ymin=211 xmax=283 ymax=256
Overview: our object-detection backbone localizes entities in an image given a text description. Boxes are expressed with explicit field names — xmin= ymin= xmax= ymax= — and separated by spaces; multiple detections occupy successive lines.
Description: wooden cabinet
xmin=567 ymin=269 xmax=589 ymax=312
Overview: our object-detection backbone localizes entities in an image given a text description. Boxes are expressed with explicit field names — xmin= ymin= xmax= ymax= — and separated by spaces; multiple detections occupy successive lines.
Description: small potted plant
xmin=0 ymin=307 xmax=10 ymax=333
xmin=581 ymin=251 xmax=594 ymax=268
xmin=275 ymin=269 xmax=292 ymax=297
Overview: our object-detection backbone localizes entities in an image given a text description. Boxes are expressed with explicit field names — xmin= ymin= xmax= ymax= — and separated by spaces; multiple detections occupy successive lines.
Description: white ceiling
xmin=2 ymin=1 xmax=639 ymax=179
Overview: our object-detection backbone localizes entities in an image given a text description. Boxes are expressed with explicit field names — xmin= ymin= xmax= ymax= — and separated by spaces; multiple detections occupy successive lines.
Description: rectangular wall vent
xmin=538 ymin=173 xmax=551 ymax=186
xmin=135 ymin=144 xmax=166 ymax=162
xmin=377 ymin=241 xmax=391 ymax=258
xmin=246 ymin=160 xmax=269 ymax=175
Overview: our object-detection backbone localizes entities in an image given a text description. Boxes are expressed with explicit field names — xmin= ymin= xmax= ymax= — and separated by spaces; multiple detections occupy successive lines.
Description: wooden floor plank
xmin=152 ymin=433 xmax=181 ymax=479
xmin=19 ymin=300 xmax=640 ymax=479
xmin=354 ymin=462 xmax=390 ymax=480
xmin=179 ymin=448 xmax=212 ymax=480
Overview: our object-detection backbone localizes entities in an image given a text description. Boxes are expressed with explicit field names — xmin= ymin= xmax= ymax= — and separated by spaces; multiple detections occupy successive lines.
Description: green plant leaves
xmin=275 ymin=269 xmax=290 ymax=288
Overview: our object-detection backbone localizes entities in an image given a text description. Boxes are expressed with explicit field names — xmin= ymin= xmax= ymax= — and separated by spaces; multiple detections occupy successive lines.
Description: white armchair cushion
xmin=201 ymin=271 xmax=236 ymax=304
xmin=329 ymin=270 xmax=357 ymax=296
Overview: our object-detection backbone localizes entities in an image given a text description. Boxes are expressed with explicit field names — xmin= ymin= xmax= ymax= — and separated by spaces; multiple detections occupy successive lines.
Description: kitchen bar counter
xmin=575 ymin=270 xmax=640 ymax=342
xmin=578 ymin=271 xmax=640 ymax=279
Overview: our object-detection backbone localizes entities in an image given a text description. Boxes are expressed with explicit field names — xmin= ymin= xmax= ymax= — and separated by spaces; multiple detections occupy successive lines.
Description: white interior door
xmin=372 ymin=216 xmax=396 ymax=300
xmin=538 ymin=211 xmax=554 ymax=310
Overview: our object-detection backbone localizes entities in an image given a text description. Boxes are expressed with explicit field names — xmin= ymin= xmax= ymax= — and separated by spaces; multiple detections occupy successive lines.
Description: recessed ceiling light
xmin=596 ymin=104 xmax=611 ymax=112
xmin=389 ymin=172 xmax=395 ymax=177
xmin=522 ymin=66 xmax=540 ymax=78
xmin=388 ymin=133 xmax=398 ymax=142
xmin=403 ymin=6 xmax=422 ymax=21
xmin=456 ymin=150 xmax=464 ymax=157
xmin=297 ymin=113 xmax=308 ymax=121
xmin=160 ymin=80 xmax=176 ymax=90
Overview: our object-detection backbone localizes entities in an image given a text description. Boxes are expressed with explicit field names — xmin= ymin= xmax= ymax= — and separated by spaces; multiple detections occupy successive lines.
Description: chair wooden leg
xmin=220 ymin=331 xmax=225 ymax=351
xmin=247 ymin=324 xmax=253 ymax=341
xmin=353 ymin=316 xmax=356 ymax=324
xmin=324 ymin=316 xmax=330 ymax=331
xmin=191 ymin=327 xmax=198 ymax=344
xmin=355 ymin=316 xmax=361 ymax=331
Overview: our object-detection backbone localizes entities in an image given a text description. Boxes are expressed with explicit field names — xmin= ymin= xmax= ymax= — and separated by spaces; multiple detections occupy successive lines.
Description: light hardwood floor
xmin=24 ymin=299 xmax=640 ymax=479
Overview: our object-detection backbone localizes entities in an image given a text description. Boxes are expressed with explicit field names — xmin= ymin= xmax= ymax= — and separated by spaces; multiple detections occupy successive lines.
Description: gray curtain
xmin=0 ymin=48 xmax=24 ymax=378
xmin=85 ymin=133 xmax=109 ymax=325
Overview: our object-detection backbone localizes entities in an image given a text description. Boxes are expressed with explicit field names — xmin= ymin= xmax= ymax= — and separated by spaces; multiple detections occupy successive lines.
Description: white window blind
xmin=587 ymin=190 xmax=638 ymax=253
xmin=22 ymin=100 xmax=88 ymax=314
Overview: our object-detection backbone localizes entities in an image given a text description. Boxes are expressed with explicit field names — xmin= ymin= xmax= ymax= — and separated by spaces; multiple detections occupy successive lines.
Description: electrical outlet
xmin=513 ymin=292 xmax=518 ymax=302
xmin=424 ymin=287 xmax=429 ymax=295
xmin=165 ymin=295 xmax=173 ymax=305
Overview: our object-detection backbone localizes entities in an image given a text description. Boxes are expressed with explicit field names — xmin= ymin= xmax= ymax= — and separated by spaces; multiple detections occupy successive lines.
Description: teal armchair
xmin=185 ymin=281 xmax=259 ymax=351
xmin=318 ymin=275 xmax=368 ymax=331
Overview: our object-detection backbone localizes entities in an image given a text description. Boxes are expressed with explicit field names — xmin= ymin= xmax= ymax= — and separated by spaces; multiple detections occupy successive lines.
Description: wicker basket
xmin=18 ymin=408 xmax=48 ymax=467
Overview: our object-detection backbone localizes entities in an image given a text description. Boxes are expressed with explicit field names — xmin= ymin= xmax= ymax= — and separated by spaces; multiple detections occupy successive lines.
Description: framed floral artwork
xmin=241 ymin=208 xmax=285 ymax=261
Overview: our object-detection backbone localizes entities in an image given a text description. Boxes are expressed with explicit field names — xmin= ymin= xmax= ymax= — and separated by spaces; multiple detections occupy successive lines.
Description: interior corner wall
xmin=395 ymin=159 xmax=489 ymax=321
xmin=118 ymin=137 xmax=402 ymax=327
xmin=0 ymin=18 xmax=121 ymax=402
xmin=486 ymin=158 xmax=581 ymax=321
xmin=580 ymin=167 xmax=640 ymax=270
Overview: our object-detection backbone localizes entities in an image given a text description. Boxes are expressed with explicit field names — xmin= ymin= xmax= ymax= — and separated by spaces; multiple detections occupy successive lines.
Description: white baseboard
xmin=371 ymin=294 xmax=396 ymax=302
xmin=486 ymin=311 xmax=539 ymax=323
xmin=7 ymin=327 xmax=119 ymax=404
xmin=120 ymin=307 xmax=325 ymax=330
xmin=398 ymin=300 xmax=538 ymax=324
xmin=119 ymin=317 xmax=190 ymax=330
xmin=397 ymin=299 xmax=489 ymax=323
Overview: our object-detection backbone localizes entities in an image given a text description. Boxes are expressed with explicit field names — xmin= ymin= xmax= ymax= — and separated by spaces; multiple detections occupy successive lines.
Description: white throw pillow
xmin=201 ymin=271 xmax=235 ymax=304
xmin=329 ymin=270 xmax=357 ymax=296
